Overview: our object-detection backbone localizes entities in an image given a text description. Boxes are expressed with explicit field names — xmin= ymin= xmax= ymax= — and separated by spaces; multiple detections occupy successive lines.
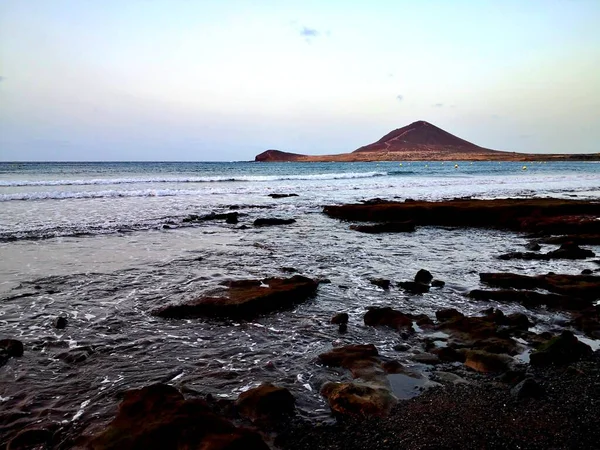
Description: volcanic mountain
xmin=254 ymin=120 xmax=599 ymax=162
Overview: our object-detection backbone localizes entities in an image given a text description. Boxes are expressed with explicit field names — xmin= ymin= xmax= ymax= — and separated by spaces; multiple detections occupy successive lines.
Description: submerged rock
xmin=154 ymin=275 xmax=318 ymax=320
xmin=54 ymin=316 xmax=68 ymax=329
xmin=183 ymin=212 xmax=240 ymax=223
xmin=1 ymin=339 xmax=23 ymax=367
xmin=499 ymin=243 xmax=595 ymax=260
xmin=349 ymin=221 xmax=415 ymax=234
xmin=414 ymin=269 xmax=433 ymax=284
xmin=88 ymin=384 xmax=268 ymax=450
xmin=331 ymin=312 xmax=349 ymax=325
xmin=253 ymin=218 xmax=296 ymax=226
xmin=268 ymin=193 xmax=299 ymax=198
xmin=364 ymin=307 xmax=414 ymax=332
xmin=369 ymin=278 xmax=391 ymax=290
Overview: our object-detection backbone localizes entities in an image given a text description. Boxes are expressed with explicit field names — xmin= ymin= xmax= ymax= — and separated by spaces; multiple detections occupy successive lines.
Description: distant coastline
xmin=255 ymin=120 xmax=600 ymax=162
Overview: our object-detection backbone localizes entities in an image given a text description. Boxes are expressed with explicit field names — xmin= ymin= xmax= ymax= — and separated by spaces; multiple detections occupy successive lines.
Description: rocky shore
xmin=2 ymin=197 xmax=599 ymax=449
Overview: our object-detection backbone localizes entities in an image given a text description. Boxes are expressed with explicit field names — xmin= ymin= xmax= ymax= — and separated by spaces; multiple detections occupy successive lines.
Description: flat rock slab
xmin=154 ymin=275 xmax=319 ymax=319
xmin=324 ymin=198 xmax=600 ymax=234
xmin=479 ymin=273 xmax=600 ymax=301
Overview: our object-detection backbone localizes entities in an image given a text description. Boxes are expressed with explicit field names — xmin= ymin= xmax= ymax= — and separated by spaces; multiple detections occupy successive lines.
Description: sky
xmin=1 ymin=0 xmax=599 ymax=161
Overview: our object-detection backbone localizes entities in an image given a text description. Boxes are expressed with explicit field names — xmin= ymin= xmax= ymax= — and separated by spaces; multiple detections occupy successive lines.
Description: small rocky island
xmin=255 ymin=121 xmax=600 ymax=162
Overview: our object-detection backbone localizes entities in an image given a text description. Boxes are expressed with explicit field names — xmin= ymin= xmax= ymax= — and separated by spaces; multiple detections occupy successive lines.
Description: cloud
xmin=396 ymin=95 xmax=404 ymax=101
xmin=300 ymin=27 xmax=319 ymax=38
xmin=433 ymin=103 xmax=443 ymax=107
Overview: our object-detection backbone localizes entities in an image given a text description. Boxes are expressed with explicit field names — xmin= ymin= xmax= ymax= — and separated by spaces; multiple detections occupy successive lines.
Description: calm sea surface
xmin=1 ymin=160 xmax=599 ymax=446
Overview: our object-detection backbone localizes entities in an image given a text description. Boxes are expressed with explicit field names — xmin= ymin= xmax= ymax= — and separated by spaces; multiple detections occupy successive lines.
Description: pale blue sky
xmin=1 ymin=0 xmax=599 ymax=161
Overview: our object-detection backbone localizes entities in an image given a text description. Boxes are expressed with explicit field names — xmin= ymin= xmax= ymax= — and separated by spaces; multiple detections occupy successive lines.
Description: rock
xmin=338 ymin=323 xmax=348 ymax=333
xmin=581 ymin=269 xmax=593 ymax=275
xmin=414 ymin=269 xmax=433 ymax=284
xmin=464 ymin=350 xmax=512 ymax=373
xmin=183 ymin=212 xmax=240 ymax=223
xmin=397 ymin=281 xmax=430 ymax=294
xmin=547 ymin=242 xmax=595 ymax=259
xmin=393 ymin=343 xmax=411 ymax=351
xmin=511 ymin=378 xmax=544 ymax=399
xmin=529 ymin=330 xmax=593 ymax=366
xmin=88 ymin=384 xmax=268 ymax=450
xmin=0 ymin=339 xmax=24 ymax=357
xmin=280 ymin=267 xmax=298 ymax=273
xmin=235 ymin=383 xmax=296 ymax=424
xmin=253 ymin=218 xmax=296 ymax=226
xmin=431 ymin=346 xmax=465 ymax=363
xmin=153 ymin=275 xmax=318 ymax=319
xmin=268 ymin=193 xmax=299 ymax=198
xmin=323 ymin=198 xmax=600 ymax=234
xmin=320 ymin=382 xmax=397 ymax=418
xmin=431 ymin=280 xmax=445 ymax=288
xmin=318 ymin=344 xmax=379 ymax=370
xmin=413 ymin=314 xmax=434 ymax=327
xmin=479 ymin=272 xmax=600 ymax=301
xmin=469 ymin=289 xmax=590 ymax=311
xmin=54 ymin=316 xmax=68 ymax=329
xmin=434 ymin=371 xmax=470 ymax=385
xmin=411 ymin=353 xmax=441 ymax=365
xmin=349 ymin=221 xmax=415 ymax=234
xmin=526 ymin=242 xmax=541 ymax=251
xmin=370 ymin=278 xmax=391 ymax=290
xmin=331 ymin=313 xmax=349 ymax=325
xmin=435 ymin=309 xmax=464 ymax=322
xmin=56 ymin=346 xmax=94 ymax=364
xmin=364 ymin=307 xmax=414 ymax=332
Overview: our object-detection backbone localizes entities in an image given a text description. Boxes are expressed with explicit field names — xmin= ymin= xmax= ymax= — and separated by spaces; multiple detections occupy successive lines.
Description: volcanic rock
xmin=253 ymin=218 xmax=296 ymax=226
xmin=268 ymin=193 xmax=299 ymax=199
xmin=363 ymin=307 xmax=414 ymax=332
xmin=320 ymin=382 xmax=397 ymax=418
xmin=235 ymin=383 xmax=296 ymax=425
xmin=1 ymin=339 xmax=23 ymax=367
xmin=369 ymin=278 xmax=391 ymax=290
xmin=529 ymin=331 xmax=593 ymax=366
xmin=414 ymin=269 xmax=433 ymax=284
xmin=88 ymin=384 xmax=268 ymax=450
xmin=464 ymin=350 xmax=512 ymax=373
xmin=331 ymin=313 xmax=349 ymax=325
xmin=154 ymin=275 xmax=318 ymax=319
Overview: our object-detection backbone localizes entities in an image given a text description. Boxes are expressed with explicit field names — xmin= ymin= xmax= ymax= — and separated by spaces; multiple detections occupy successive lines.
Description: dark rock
xmin=280 ymin=267 xmax=298 ymax=273
xmin=350 ymin=221 xmax=415 ymax=234
xmin=88 ymin=384 xmax=268 ymax=450
xmin=364 ymin=307 xmax=414 ymax=332
xmin=320 ymin=382 xmax=397 ymax=418
xmin=54 ymin=316 xmax=68 ymax=329
xmin=235 ymin=383 xmax=296 ymax=424
xmin=525 ymin=241 xmax=541 ymax=251
xmin=464 ymin=350 xmax=512 ymax=373
xmin=411 ymin=353 xmax=441 ymax=365
xmin=268 ymin=193 xmax=299 ymax=198
xmin=318 ymin=344 xmax=379 ymax=370
xmin=393 ymin=343 xmax=411 ymax=351
xmin=529 ymin=330 xmax=593 ymax=366
xmin=323 ymin=198 xmax=600 ymax=234
xmin=253 ymin=218 xmax=296 ymax=226
xmin=154 ymin=275 xmax=318 ymax=319
xmin=431 ymin=346 xmax=465 ymax=363
xmin=370 ymin=278 xmax=391 ymax=290
xmin=338 ymin=323 xmax=348 ymax=333
xmin=0 ymin=339 xmax=24 ymax=357
xmin=414 ymin=269 xmax=433 ymax=284
xmin=469 ymin=289 xmax=590 ymax=311
xmin=183 ymin=212 xmax=240 ymax=223
xmin=581 ymin=269 xmax=593 ymax=275
xmin=500 ymin=370 xmax=527 ymax=385
xmin=431 ymin=279 xmax=445 ymax=288
xmin=479 ymin=272 xmax=600 ymax=301
xmin=547 ymin=242 xmax=595 ymax=259
xmin=435 ymin=308 xmax=464 ymax=322
xmin=397 ymin=281 xmax=430 ymax=294
xmin=56 ymin=346 xmax=95 ymax=364
xmin=331 ymin=313 xmax=349 ymax=325
xmin=511 ymin=378 xmax=544 ymax=399
xmin=413 ymin=314 xmax=434 ymax=327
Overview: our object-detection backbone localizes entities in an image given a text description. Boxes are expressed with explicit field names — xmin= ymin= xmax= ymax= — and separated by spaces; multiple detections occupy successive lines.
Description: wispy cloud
xmin=396 ymin=95 xmax=404 ymax=102
xmin=300 ymin=26 xmax=319 ymax=38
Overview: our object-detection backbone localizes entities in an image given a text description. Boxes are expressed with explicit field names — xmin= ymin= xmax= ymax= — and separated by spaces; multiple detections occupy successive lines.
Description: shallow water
xmin=1 ymin=161 xmax=599 ymax=447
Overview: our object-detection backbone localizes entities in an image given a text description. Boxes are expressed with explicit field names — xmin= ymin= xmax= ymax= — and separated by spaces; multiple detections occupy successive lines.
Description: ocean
xmin=1 ymin=160 xmax=600 ymax=445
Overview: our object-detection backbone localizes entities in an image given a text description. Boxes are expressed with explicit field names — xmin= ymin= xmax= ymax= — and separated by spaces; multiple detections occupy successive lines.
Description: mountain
xmin=254 ymin=121 xmax=600 ymax=162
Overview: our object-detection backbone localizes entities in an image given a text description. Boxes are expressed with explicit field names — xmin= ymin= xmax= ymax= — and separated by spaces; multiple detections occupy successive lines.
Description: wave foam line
xmin=0 ymin=171 xmax=389 ymax=187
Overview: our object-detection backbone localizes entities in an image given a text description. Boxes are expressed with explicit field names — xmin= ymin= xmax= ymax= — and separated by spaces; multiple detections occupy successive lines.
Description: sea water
xmin=0 ymin=160 xmax=599 ymax=445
